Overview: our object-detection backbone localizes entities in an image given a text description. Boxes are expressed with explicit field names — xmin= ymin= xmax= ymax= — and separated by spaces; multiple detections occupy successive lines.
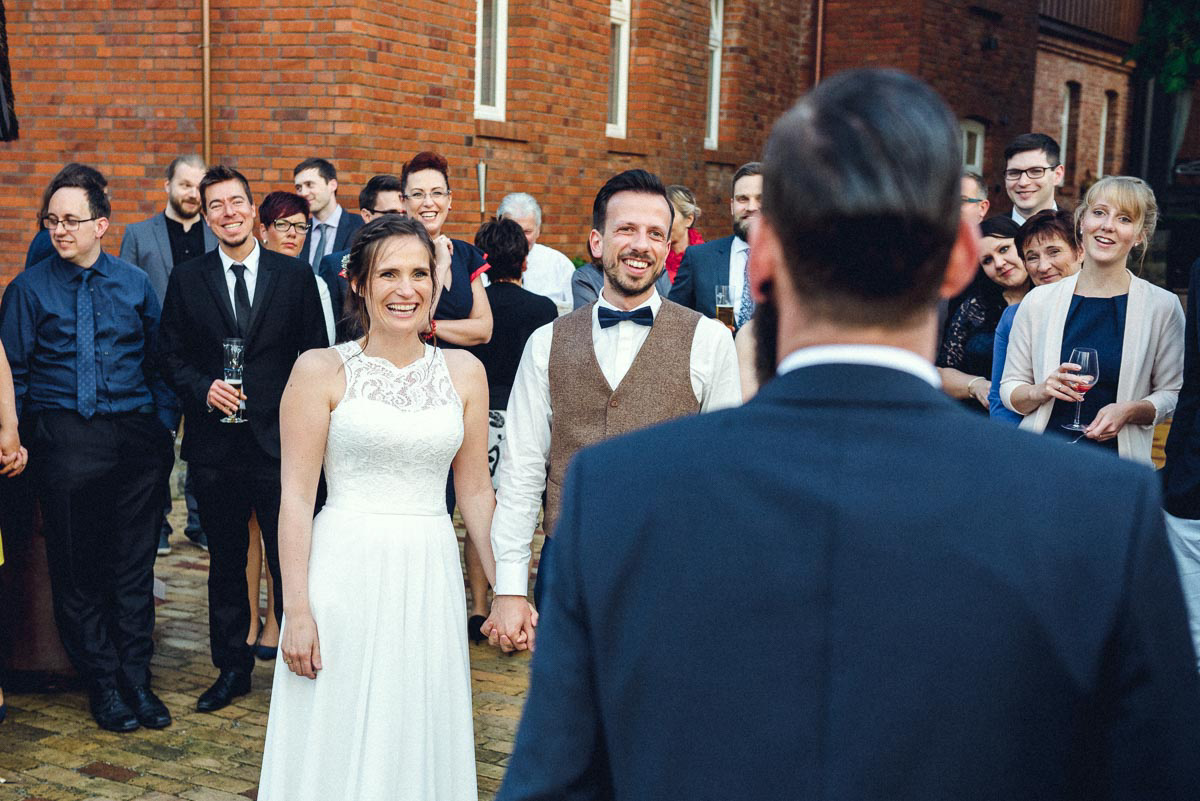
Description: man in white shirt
xmin=497 ymin=68 xmax=1200 ymax=801
xmin=668 ymin=162 xmax=761 ymax=330
xmin=292 ymin=157 xmax=364 ymax=269
xmin=1004 ymin=133 xmax=1064 ymax=223
xmin=484 ymin=169 xmax=741 ymax=651
xmin=497 ymin=192 xmax=575 ymax=313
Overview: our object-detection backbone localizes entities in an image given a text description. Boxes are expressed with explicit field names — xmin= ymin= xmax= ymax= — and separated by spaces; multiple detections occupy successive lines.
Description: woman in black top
xmin=938 ymin=216 xmax=1031 ymax=410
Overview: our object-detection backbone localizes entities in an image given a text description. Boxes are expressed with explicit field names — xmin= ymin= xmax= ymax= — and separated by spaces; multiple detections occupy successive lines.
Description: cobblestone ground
xmin=0 ymin=503 xmax=538 ymax=801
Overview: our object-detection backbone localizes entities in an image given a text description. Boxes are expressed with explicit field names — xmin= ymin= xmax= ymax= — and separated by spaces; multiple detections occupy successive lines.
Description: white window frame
xmin=607 ymin=0 xmax=631 ymax=139
xmin=961 ymin=119 xmax=985 ymax=175
xmin=704 ymin=0 xmax=724 ymax=150
xmin=1096 ymin=97 xmax=1108 ymax=178
xmin=474 ymin=0 xmax=508 ymax=122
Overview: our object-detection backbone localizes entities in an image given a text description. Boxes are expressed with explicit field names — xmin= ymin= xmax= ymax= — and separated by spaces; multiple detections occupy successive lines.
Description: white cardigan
xmin=999 ymin=271 xmax=1184 ymax=464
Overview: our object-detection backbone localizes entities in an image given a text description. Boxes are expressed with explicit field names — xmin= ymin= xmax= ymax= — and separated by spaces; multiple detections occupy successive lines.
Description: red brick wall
xmin=1031 ymin=34 xmax=1134 ymax=206
xmin=0 ymin=0 xmax=806 ymax=289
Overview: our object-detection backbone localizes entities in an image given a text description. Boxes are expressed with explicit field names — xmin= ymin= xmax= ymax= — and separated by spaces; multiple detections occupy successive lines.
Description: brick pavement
xmin=0 ymin=504 xmax=538 ymax=801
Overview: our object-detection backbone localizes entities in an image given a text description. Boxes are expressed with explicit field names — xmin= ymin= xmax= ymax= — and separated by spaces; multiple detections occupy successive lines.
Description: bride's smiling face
xmin=357 ymin=235 xmax=436 ymax=335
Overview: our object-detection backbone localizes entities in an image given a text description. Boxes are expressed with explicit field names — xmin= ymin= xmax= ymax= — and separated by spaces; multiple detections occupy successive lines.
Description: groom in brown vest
xmin=484 ymin=169 xmax=742 ymax=651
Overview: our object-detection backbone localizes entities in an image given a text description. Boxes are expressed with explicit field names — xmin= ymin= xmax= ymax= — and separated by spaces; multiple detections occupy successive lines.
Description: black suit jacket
xmin=667 ymin=234 xmax=735 ymax=318
xmin=157 ymin=248 xmax=328 ymax=466
xmin=1163 ymin=256 xmax=1200 ymax=517
xmin=500 ymin=363 xmax=1200 ymax=801
xmin=317 ymin=247 xmax=358 ymax=343
xmin=298 ymin=208 xmax=364 ymax=268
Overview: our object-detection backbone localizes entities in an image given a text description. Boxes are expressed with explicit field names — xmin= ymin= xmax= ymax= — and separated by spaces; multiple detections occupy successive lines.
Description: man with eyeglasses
xmin=293 ymin=157 xmax=364 ymax=271
xmin=960 ymin=170 xmax=990 ymax=226
xmin=157 ymin=165 xmax=327 ymax=714
xmin=316 ymin=174 xmax=406 ymax=342
xmin=0 ymin=167 xmax=178 ymax=733
xmin=1003 ymin=133 xmax=1065 ymax=224
xmin=119 ymin=154 xmax=216 ymax=556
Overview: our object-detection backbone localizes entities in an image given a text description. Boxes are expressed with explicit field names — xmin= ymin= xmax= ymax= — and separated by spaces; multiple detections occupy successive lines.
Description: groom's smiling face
xmin=589 ymin=190 xmax=671 ymax=301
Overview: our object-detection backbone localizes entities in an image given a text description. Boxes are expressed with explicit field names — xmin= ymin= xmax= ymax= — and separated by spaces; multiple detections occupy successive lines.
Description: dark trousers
xmin=191 ymin=447 xmax=283 ymax=674
xmin=29 ymin=409 xmax=173 ymax=690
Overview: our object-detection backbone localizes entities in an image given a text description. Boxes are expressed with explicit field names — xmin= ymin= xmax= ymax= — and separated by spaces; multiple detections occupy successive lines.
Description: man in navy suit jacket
xmin=499 ymin=69 xmax=1200 ymax=801
xmin=667 ymin=160 xmax=760 ymax=327
xmin=292 ymin=157 xmax=364 ymax=271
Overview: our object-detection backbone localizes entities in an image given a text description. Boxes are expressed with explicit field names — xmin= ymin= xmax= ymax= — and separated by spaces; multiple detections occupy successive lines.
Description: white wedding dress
xmin=258 ymin=341 xmax=477 ymax=801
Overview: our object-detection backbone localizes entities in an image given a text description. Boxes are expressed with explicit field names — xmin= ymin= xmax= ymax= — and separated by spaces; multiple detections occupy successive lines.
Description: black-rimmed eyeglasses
xmin=42 ymin=215 xmax=99 ymax=231
xmin=270 ymin=219 xmax=312 ymax=234
xmin=1004 ymin=166 xmax=1056 ymax=181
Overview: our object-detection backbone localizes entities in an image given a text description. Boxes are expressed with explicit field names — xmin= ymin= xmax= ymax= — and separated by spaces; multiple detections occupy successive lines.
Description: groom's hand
xmin=485 ymin=594 xmax=536 ymax=653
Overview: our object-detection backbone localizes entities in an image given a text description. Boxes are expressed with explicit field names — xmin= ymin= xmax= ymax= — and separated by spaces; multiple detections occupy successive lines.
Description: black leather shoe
xmin=468 ymin=614 xmax=488 ymax=644
xmin=89 ymin=689 xmax=139 ymax=732
xmin=196 ymin=670 xmax=251 ymax=713
xmin=124 ymin=685 xmax=171 ymax=729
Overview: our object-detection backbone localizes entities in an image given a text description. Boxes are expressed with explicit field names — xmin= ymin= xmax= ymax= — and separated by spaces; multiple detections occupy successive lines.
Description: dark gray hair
xmin=497 ymin=192 xmax=542 ymax=228
xmin=962 ymin=170 xmax=987 ymax=201
xmin=166 ymin=154 xmax=206 ymax=182
xmin=762 ymin=68 xmax=961 ymax=327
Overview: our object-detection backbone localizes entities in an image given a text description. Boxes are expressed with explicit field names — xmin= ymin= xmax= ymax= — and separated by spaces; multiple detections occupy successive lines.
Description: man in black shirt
xmin=120 ymin=155 xmax=217 ymax=555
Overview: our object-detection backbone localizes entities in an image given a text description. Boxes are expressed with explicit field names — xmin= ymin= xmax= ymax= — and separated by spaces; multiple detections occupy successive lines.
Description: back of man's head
xmin=762 ymin=68 xmax=960 ymax=327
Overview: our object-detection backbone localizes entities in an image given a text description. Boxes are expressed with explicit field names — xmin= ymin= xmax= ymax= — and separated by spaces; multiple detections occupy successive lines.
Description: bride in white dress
xmin=258 ymin=216 xmax=498 ymax=801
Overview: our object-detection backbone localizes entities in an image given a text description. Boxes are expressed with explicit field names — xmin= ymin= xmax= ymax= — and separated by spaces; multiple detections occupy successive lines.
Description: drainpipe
xmin=202 ymin=0 xmax=212 ymax=164
xmin=814 ymin=0 xmax=825 ymax=85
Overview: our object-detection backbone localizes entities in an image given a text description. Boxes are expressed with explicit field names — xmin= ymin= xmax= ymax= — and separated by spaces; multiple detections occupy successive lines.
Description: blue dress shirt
xmin=0 ymin=251 xmax=176 ymax=427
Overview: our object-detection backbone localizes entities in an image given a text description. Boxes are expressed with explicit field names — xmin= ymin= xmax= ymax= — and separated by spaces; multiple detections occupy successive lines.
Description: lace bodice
xmin=323 ymin=341 xmax=463 ymax=515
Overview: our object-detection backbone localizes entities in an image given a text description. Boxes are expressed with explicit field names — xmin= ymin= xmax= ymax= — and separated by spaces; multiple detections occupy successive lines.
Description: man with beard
xmin=483 ymin=169 xmax=741 ymax=652
xmin=497 ymin=70 xmax=1200 ymax=801
xmin=120 ymin=155 xmax=216 ymax=554
xmin=157 ymin=165 xmax=327 ymax=712
xmin=669 ymin=161 xmax=761 ymax=330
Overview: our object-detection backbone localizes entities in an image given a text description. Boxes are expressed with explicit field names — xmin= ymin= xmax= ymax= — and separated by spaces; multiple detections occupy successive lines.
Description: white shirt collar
xmin=317 ymin=203 xmax=344 ymax=229
xmin=777 ymin=344 xmax=941 ymax=387
xmin=732 ymin=235 xmax=749 ymax=254
xmin=217 ymin=240 xmax=261 ymax=275
xmin=1011 ymin=200 xmax=1058 ymax=224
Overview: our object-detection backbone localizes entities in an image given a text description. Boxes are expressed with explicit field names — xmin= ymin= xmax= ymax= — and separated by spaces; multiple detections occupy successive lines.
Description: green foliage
xmin=1127 ymin=0 xmax=1200 ymax=94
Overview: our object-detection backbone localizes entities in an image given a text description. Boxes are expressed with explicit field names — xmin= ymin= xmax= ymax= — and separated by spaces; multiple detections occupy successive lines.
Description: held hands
xmin=0 ymin=427 xmax=28 ymax=477
xmin=1035 ymin=362 xmax=1087 ymax=405
xmin=207 ymin=379 xmax=246 ymax=417
xmin=280 ymin=609 xmax=322 ymax=679
xmin=483 ymin=595 xmax=539 ymax=654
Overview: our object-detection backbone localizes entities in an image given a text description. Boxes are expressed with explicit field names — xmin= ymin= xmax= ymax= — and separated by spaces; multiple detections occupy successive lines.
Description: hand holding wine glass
xmin=1060 ymin=347 xmax=1097 ymax=433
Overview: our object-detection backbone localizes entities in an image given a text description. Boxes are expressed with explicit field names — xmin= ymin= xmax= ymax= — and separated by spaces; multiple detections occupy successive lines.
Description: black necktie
xmin=597 ymin=306 xmax=654 ymax=329
xmin=231 ymin=263 xmax=252 ymax=337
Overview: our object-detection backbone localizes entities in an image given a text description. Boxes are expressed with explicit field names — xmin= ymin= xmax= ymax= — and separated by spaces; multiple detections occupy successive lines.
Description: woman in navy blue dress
xmin=401 ymin=152 xmax=495 ymax=640
xmin=1000 ymin=176 xmax=1183 ymax=462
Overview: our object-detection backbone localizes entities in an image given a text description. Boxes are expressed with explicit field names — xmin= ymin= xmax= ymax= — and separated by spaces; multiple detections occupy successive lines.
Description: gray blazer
xmin=570 ymin=262 xmax=671 ymax=310
xmin=119 ymin=212 xmax=218 ymax=303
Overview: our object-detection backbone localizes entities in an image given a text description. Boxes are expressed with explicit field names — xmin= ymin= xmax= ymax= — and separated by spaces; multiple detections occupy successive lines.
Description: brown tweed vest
xmin=544 ymin=299 xmax=701 ymax=536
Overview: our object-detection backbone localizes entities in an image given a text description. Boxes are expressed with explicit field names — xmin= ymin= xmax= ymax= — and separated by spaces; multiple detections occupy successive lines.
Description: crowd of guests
xmin=0 ymin=99 xmax=1197 ymax=800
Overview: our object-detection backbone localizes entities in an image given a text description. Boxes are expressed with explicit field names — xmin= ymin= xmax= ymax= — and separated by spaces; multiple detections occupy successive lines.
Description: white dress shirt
xmin=218 ymin=240 xmax=261 ymax=309
xmin=490 ymin=290 xmax=742 ymax=595
xmin=728 ymin=235 xmax=750 ymax=304
xmin=522 ymin=242 xmax=575 ymax=312
xmin=777 ymin=344 xmax=941 ymax=387
xmin=307 ymin=203 xmax=344 ymax=264
xmin=1010 ymin=200 xmax=1058 ymax=225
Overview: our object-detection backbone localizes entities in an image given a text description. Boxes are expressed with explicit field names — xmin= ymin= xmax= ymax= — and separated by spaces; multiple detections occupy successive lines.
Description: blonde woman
xmin=1000 ymin=176 xmax=1183 ymax=462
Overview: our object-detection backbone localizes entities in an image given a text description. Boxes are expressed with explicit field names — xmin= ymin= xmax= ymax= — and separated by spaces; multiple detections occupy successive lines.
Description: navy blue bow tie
xmin=598 ymin=306 xmax=654 ymax=329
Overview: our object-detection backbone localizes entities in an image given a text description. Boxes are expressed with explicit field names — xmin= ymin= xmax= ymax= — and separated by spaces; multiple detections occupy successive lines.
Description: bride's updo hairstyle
xmin=343 ymin=215 xmax=439 ymax=344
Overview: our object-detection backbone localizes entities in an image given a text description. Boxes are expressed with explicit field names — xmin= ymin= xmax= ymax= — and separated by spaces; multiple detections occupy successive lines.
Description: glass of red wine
xmin=1061 ymin=347 xmax=1098 ymax=432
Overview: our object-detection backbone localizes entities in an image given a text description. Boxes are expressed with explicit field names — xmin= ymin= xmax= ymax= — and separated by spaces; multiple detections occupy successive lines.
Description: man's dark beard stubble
xmin=752 ymin=279 xmax=778 ymax=390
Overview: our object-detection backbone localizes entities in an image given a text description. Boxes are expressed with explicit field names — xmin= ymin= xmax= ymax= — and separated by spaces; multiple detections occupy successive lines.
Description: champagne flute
xmin=221 ymin=337 xmax=246 ymax=424
xmin=1060 ymin=347 xmax=1097 ymax=432
xmin=714 ymin=285 xmax=734 ymax=330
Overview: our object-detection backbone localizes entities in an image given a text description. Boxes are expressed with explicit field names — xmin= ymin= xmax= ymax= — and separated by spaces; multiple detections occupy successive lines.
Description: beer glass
xmin=715 ymin=285 xmax=735 ymax=330
xmin=221 ymin=337 xmax=246 ymax=424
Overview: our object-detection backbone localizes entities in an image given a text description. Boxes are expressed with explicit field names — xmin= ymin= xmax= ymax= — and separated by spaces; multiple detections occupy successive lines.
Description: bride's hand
xmin=281 ymin=610 xmax=322 ymax=679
